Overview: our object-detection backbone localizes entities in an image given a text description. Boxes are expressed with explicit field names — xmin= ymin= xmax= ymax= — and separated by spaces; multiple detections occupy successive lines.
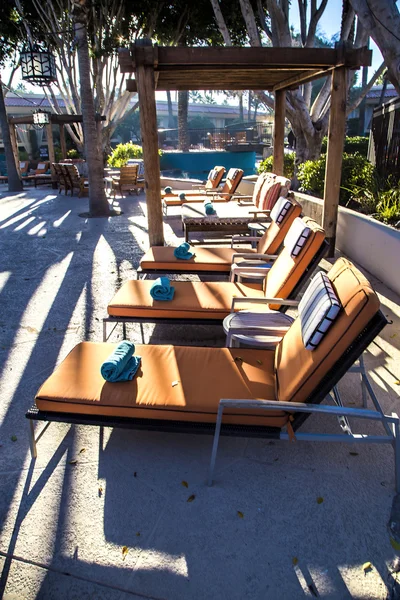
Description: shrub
xmin=67 ymin=149 xmax=80 ymax=159
xmin=374 ymin=186 xmax=400 ymax=226
xmin=321 ymin=136 xmax=369 ymax=157
xmin=258 ymin=152 xmax=295 ymax=179
xmin=297 ymin=153 xmax=376 ymax=206
xmin=107 ymin=142 xmax=143 ymax=167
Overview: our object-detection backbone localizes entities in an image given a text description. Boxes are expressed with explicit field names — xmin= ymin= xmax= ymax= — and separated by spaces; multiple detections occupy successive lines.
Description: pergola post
xmin=9 ymin=123 xmax=20 ymax=176
xmin=322 ymin=66 xmax=347 ymax=256
xmin=273 ymin=90 xmax=286 ymax=176
xmin=46 ymin=123 xmax=57 ymax=185
xmin=135 ymin=40 xmax=164 ymax=246
xmin=59 ymin=123 xmax=67 ymax=159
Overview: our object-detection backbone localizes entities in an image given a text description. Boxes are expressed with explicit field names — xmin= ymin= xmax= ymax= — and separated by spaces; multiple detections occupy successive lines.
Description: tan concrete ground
xmin=0 ymin=188 xmax=400 ymax=599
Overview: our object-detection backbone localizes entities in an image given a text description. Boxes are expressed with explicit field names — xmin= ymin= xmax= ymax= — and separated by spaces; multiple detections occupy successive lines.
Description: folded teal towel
xmin=164 ymin=186 xmax=172 ymax=194
xmin=204 ymin=201 xmax=216 ymax=216
xmin=174 ymin=242 xmax=195 ymax=260
xmin=150 ymin=277 xmax=175 ymax=301
xmin=101 ymin=341 xmax=141 ymax=382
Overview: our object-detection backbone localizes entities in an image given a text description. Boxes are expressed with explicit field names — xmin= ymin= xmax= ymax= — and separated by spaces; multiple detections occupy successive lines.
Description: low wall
xmin=293 ymin=192 xmax=400 ymax=296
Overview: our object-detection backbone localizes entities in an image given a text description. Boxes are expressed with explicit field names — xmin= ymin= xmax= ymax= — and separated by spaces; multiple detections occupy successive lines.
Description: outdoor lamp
xmin=20 ymin=44 xmax=57 ymax=86
xmin=32 ymin=109 xmax=51 ymax=129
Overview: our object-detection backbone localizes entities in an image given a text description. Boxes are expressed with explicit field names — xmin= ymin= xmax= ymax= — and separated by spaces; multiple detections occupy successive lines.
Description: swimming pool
xmin=160 ymin=150 xmax=257 ymax=178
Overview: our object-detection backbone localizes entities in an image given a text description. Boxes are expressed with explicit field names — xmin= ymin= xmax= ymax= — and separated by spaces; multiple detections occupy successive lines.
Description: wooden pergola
xmin=119 ymin=40 xmax=372 ymax=253
xmin=8 ymin=113 xmax=105 ymax=181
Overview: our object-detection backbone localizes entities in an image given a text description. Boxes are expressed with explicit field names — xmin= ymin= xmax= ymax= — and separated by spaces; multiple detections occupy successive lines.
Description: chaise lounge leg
xmin=103 ymin=320 xmax=107 ymax=342
xmin=359 ymin=355 xmax=368 ymax=408
xmin=122 ymin=322 xmax=127 ymax=340
xmin=392 ymin=416 xmax=400 ymax=494
xmin=29 ymin=419 xmax=37 ymax=459
xmin=208 ymin=404 xmax=224 ymax=486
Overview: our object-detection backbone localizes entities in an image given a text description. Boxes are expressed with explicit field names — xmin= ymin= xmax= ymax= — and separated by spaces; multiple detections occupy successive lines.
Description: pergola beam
xmin=273 ymin=90 xmax=286 ymax=176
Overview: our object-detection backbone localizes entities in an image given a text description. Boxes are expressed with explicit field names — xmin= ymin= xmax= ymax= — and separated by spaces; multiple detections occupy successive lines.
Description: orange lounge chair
xmin=27 ymin=259 xmax=399 ymax=495
xmin=162 ymin=168 xmax=244 ymax=214
xmin=138 ymin=195 xmax=302 ymax=276
xmin=161 ymin=166 xmax=225 ymax=198
xmin=103 ymin=216 xmax=327 ymax=340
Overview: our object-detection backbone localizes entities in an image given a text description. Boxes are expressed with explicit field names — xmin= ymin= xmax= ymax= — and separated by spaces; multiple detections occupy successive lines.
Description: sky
xmin=3 ymin=0 xmax=384 ymax=100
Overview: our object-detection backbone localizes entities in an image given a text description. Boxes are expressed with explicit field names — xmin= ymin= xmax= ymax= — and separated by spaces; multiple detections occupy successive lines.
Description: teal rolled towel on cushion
xmin=101 ymin=341 xmax=141 ymax=382
xmin=150 ymin=277 xmax=175 ymax=301
xmin=174 ymin=242 xmax=195 ymax=260
xmin=178 ymin=192 xmax=186 ymax=200
xmin=164 ymin=186 xmax=172 ymax=194
xmin=204 ymin=201 xmax=216 ymax=216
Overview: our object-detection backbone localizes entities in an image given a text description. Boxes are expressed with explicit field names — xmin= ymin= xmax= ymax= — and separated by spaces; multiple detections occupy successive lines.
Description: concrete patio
xmin=0 ymin=187 xmax=400 ymax=599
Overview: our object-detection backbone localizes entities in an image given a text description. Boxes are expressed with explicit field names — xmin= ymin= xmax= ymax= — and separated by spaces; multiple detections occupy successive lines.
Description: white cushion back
xmin=270 ymin=196 xmax=292 ymax=225
xmin=284 ymin=217 xmax=311 ymax=257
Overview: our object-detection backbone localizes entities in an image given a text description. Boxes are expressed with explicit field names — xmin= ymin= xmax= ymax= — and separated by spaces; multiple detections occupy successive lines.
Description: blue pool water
xmin=160 ymin=150 xmax=256 ymax=178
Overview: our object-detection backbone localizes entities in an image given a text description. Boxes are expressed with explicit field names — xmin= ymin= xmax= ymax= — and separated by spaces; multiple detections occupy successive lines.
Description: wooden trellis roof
xmin=119 ymin=45 xmax=372 ymax=92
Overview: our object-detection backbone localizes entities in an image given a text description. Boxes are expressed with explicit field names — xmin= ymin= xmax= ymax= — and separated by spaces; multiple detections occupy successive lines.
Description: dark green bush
xmin=321 ymin=136 xmax=369 ymax=157
xmin=257 ymin=152 xmax=295 ymax=179
xmin=297 ymin=153 xmax=376 ymax=206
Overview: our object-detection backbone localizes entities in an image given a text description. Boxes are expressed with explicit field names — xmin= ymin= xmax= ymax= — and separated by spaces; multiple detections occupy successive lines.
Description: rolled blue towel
xmin=174 ymin=242 xmax=195 ymax=260
xmin=164 ymin=186 xmax=172 ymax=194
xmin=178 ymin=192 xmax=186 ymax=200
xmin=101 ymin=341 xmax=141 ymax=382
xmin=204 ymin=202 xmax=217 ymax=216
xmin=150 ymin=276 xmax=175 ymax=301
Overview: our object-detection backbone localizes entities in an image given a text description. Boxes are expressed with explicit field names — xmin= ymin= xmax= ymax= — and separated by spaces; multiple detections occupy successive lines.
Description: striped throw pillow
xmin=270 ymin=196 xmax=292 ymax=224
xmin=298 ymin=272 xmax=341 ymax=350
xmin=284 ymin=218 xmax=311 ymax=257
xmin=227 ymin=168 xmax=239 ymax=180
xmin=258 ymin=181 xmax=281 ymax=210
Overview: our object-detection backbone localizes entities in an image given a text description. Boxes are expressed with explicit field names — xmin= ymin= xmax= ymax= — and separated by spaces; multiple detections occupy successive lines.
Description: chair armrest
xmin=231 ymin=297 xmax=299 ymax=311
xmin=232 ymin=253 xmax=278 ymax=262
xmin=230 ymin=264 xmax=272 ymax=282
xmin=248 ymin=209 xmax=271 ymax=215
xmin=230 ymin=236 xmax=258 ymax=248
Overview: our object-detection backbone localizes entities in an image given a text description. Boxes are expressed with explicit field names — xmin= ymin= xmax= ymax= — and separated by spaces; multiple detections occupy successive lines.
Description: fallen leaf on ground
xmin=316 ymin=497 xmax=324 ymax=504
xmin=136 ymin=532 xmax=141 ymax=537
xmin=172 ymin=380 xmax=180 ymax=387
xmin=292 ymin=557 xmax=298 ymax=566
xmin=11 ymin=435 xmax=17 ymax=442
xmin=79 ymin=448 xmax=86 ymax=454
xmin=122 ymin=546 xmax=129 ymax=560
xmin=98 ymin=486 xmax=103 ymax=497
xmin=69 ymin=459 xmax=78 ymax=465
xmin=363 ymin=561 xmax=372 ymax=573
xmin=395 ymin=381 xmax=400 ymax=386
xmin=187 ymin=494 xmax=195 ymax=503
xmin=349 ymin=452 xmax=359 ymax=456
xmin=237 ymin=511 xmax=244 ymax=518
xmin=181 ymin=481 xmax=189 ymax=488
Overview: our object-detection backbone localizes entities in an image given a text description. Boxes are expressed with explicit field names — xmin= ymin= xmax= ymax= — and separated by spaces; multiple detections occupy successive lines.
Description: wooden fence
xmin=368 ymin=97 xmax=400 ymax=178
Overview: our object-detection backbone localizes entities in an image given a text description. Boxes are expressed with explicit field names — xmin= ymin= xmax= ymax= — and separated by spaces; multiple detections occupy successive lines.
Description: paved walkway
xmin=0 ymin=188 xmax=400 ymax=599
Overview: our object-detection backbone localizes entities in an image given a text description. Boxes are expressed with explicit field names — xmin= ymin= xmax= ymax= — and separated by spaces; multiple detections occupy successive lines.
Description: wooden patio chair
xmin=111 ymin=165 xmax=144 ymax=197
xmin=63 ymin=164 xmax=88 ymax=197
xmin=52 ymin=163 xmax=70 ymax=195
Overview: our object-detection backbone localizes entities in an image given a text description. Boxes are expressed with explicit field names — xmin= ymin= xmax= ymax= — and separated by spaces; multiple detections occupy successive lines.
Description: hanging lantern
xmin=20 ymin=44 xmax=57 ymax=86
xmin=32 ymin=109 xmax=51 ymax=129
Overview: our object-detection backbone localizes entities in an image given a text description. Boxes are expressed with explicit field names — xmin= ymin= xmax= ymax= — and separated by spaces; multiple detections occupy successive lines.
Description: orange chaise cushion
xmin=107 ymin=280 xmax=264 ymax=319
xmin=140 ymin=246 xmax=257 ymax=272
xmin=35 ymin=342 xmax=287 ymax=427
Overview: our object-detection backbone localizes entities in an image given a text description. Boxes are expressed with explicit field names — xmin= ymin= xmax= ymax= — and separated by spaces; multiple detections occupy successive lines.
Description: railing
xmin=158 ymin=122 xmax=273 ymax=150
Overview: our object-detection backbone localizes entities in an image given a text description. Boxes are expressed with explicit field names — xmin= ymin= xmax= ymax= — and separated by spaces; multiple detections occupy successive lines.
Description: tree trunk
xmin=166 ymin=91 xmax=175 ymax=128
xmin=210 ymin=0 xmax=232 ymax=45
xmin=248 ymin=91 xmax=252 ymax=121
xmin=73 ymin=0 xmax=110 ymax=216
xmin=0 ymin=77 xmax=22 ymax=192
xmin=178 ymin=91 xmax=190 ymax=151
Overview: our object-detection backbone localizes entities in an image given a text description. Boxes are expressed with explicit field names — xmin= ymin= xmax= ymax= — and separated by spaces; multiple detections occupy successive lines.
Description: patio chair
xmin=63 ymin=164 xmax=89 ymax=197
xmin=26 ymin=258 xmax=400 ymax=495
xmin=162 ymin=168 xmax=244 ymax=213
xmin=138 ymin=195 xmax=302 ymax=277
xmin=111 ymin=164 xmax=144 ymax=197
xmin=19 ymin=161 xmax=29 ymax=177
xmin=52 ymin=163 xmax=70 ymax=195
xmin=34 ymin=161 xmax=50 ymax=175
xmin=161 ymin=166 xmax=226 ymax=198
xmin=103 ymin=216 xmax=327 ymax=340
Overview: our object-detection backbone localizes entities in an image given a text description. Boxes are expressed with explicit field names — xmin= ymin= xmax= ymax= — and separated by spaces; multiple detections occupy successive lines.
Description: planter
xmin=293 ymin=192 xmax=400 ymax=297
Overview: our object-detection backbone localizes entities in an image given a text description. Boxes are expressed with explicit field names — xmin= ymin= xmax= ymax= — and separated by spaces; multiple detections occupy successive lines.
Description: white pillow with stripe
xmin=298 ymin=272 xmax=341 ymax=350
xmin=270 ymin=196 xmax=292 ymax=225
xmin=208 ymin=169 xmax=219 ymax=180
xmin=227 ymin=168 xmax=239 ymax=180
xmin=284 ymin=218 xmax=311 ymax=257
